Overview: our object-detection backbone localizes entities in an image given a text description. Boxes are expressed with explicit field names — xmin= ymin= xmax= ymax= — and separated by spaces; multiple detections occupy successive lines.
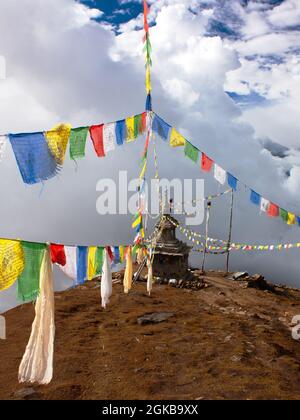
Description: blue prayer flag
xmin=228 ymin=173 xmax=237 ymax=191
xmin=152 ymin=114 xmax=171 ymax=141
xmin=115 ymin=119 xmax=126 ymax=146
xmin=114 ymin=246 xmax=120 ymax=264
xmin=77 ymin=246 xmax=88 ymax=285
xmin=250 ymin=190 xmax=261 ymax=206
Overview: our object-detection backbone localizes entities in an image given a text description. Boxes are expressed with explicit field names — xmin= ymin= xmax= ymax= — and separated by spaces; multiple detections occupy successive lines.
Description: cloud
xmin=0 ymin=0 xmax=300 ymax=313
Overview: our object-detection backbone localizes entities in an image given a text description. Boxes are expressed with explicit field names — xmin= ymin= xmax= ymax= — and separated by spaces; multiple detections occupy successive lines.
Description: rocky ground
xmin=0 ymin=269 xmax=300 ymax=400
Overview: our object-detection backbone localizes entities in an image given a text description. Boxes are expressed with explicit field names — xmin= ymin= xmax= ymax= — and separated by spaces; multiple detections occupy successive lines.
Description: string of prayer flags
xmin=184 ymin=141 xmax=199 ymax=164
xmin=170 ymin=128 xmax=186 ymax=147
xmin=0 ymin=239 xmax=24 ymax=292
xmin=18 ymin=248 xmax=55 ymax=385
xmin=101 ymin=248 xmax=112 ymax=309
xmin=90 ymin=124 xmax=105 ymax=157
xmin=152 ymin=114 xmax=170 ymax=141
xmin=214 ymin=164 xmax=226 ymax=185
xmin=268 ymin=203 xmax=279 ymax=218
xmin=45 ymin=124 xmax=71 ymax=165
xmin=9 ymin=132 xmax=59 ymax=185
xmin=76 ymin=246 xmax=88 ymax=285
xmin=50 ymin=244 xmax=66 ymax=267
xmin=201 ymin=153 xmax=214 ymax=173
xmin=69 ymin=127 xmax=88 ymax=161
xmin=59 ymin=246 xmax=77 ymax=281
xmin=0 ymin=135 xmax=7 ymax=162
xmin=227 ymin=173 xmax=237 ymax=191
xmin=143 ymin=0 xmax=152 ymax=110
xmin=17 ymin=242 xmax=47 ymax=303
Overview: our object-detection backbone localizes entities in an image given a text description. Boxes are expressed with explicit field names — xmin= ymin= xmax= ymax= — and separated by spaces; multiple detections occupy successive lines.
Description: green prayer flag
xmin=17 ymin=242 xmax=47 ymax=302
xmin=69 ymin=127 xmax=89 ymax=161
xmin=134 ymin=114 xmax=143 ymax=138
xmin=280 ymin=208 xmax=288 ymax=222
xmin=95 ymin=247 xmax=104 ymax=275
xmin=184 ymin=141 xmax=199 ymax=163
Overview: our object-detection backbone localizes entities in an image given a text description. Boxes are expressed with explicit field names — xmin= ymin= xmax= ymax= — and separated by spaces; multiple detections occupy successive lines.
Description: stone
xmin=14 ymin=387 xmax=37 ymax=399
xmin=137 ymin=312 xmax=175 ymax=325
xmin=232 ymin=272 xmax=249 ymax=280
xmin=169 ymin=279 xmax=177 ymax=287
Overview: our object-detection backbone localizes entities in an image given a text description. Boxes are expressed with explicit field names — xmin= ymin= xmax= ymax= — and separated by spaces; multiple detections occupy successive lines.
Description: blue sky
xmin=81 ymin=0 xmax=142 ymax=24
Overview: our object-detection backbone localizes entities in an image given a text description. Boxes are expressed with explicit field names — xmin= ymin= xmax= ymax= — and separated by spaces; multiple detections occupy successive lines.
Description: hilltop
xmin=1 ymin=270 xmax=300 ymax=400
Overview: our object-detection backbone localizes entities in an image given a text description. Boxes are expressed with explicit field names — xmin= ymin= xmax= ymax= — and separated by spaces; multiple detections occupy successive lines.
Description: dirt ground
xmin=1 ymin=271 xmax=300 ymax=400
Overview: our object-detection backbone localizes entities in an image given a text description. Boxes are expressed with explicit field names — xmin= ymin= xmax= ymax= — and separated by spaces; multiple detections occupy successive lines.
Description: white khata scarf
xmin=19 ymin=248 xmax=55 ymax=385
xmin=101 ymin=248 xmax=112 ymax=308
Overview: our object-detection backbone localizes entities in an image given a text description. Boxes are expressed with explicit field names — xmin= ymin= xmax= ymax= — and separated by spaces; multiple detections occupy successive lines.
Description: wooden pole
xmin=226 ymin=189 xmax=234 ymax=273
xmin=201 ymin=201 xmax=211 ymax=273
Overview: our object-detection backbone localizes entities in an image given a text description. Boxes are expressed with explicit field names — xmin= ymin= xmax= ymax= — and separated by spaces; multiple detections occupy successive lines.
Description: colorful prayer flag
xmin=103 ymin=122 xmax=116 ymax=154
xmin=170 ymin=128 xmax=186 ymax=147
xmin=45 ymin=124 xmax=71 ymax=165
xmin=90 ymin=124 xmax=105 ymax=157
xmin=280 ymin=208 xmax=288 ymax=222
xmin=69 ymin=127 xmax=88 ymax=161
xmin=114 ymin=247 xmax=120 ymax=264
xmin=115 ymin=119 xmax=126 ymax=146
xmin=0 ymin=239 xmax=24 ymax=292
xmin=9 ymin=132 xmax=59 ymax=185
xmin=87 ymin=247 xmax=97 ymax=281
xmin=260 ymin=198 xmax=270 ymax=213
xmin=184 ymin=141 xmax=199 ymax=163
xmin=201 ymin=153 xmax=213 ymax=172
xmin=287 ymin=212 xmax=296 ymax=225
xmin=59 ymin=246 xmax=77 ymax=280
xmin=50 ymin=244 xmax=66 ymax=267
xmin=126 ymin=116 xmax=135 ymax=142
xmin=77 ymin=246 xmax=88 ymax=285
xmin=17 ymin=242 xmax=47 ymax=302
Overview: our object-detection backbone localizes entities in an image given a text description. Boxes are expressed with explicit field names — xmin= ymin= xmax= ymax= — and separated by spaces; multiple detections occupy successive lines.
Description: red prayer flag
xmin=89 ymin=124 xmax=105 ymax=157
xmin=268 ymin=202 xmax=279 ymax=217
xmin=143 ymin=0 xmax=149 ymax=33
xmin=106 ymin=246 xmax=114 ymax=263
xmin=50 ymin=244 xmax=66 ymax=267
xmin=142 ymin=112 xmax=147 ymax=132
xmin=201 ymin=153 xmax=213 ymax=172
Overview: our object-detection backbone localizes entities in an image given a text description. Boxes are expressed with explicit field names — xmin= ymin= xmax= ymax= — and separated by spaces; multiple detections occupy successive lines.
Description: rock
xmin=169 ymin=279 xmax=177 ymax=287
xmin=137 ymin=312 xmax=175 ymax=325
xmin=246 ymin=274 xmax=274 ymax=291
xmin=14 ymin=387 xmax=37 ymax=399
xmin=232 ymin=272 xmax=249 ymax=280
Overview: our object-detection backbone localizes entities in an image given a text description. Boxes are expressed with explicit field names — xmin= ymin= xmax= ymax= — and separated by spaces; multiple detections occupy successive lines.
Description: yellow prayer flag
xmin=146 ymin=66 xmax=151 ymax=94
xmin=126 ymin=117 xmax=135 ymax=142
xmin=119 ymin=246 xmax=125 ymax=263
xmin=87 ymin=246 xmax=97 ymax=281
xmin=45 ymin=123 xmax=71 ymax=165
xmin=132 ymin=215 xmax=142 ymax=229
xmin=170 ymin=128 xmax=186 ymax=147
xmin=139 ymin=160 xmax=147 ymax=180
xmin=287 ymin=212 xmax=296 ymax=225
xmin=0 ymin=239 xmax=25 ymax=292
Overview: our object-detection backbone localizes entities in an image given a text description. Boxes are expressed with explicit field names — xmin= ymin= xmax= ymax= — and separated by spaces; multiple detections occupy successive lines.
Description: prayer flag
xmin=17 ymin=242 xmax=47 ymax=303
xmin=0 ymin=239 xmax=24 ymax=292
xmin=50 ymin=244 xmax=66 ymax=267
xmin=201 ymin=153 xmax=213 ymax=172
xmin=297 ymin=216 xmax=300 ymax=227
xmin=267 ymin=203 xmax=279 ymax=218
xmin=101 ymin=249 xmax=112 ymax=309
xmin=59 ymin=246 xmax=77 ymax=280
xmin=288 ymin=212 xmax=296 ymax=225
xmin=227 ymin=173 xmax=237 ymax=191
xmin=103 ymin=122 xmax=116 ymax=154
xmin=95 ymin=247 xmax=104 ymax=275
xmin=260 ymin=198 xmax=269 ymax=213
xmin=87 ymin=247 xmax=97 ymax=281
xmin=124 ymin=247 xmax=133 ymax=294
xmin=143 ymin=0 xmax=149 ymax=33
xmin=77 ymin=246 xmax=88 ymax=285
xmin=90 ymin=124 xmax=105 ymax=157
xmin=250 ymin=190 xmax=260 ymax=206
xmin=9 ymin=132 xmax=59 ymax=185
xmin=132 ymin=215 xmax=142 ymax=229
xmin=69 ymin=127 xmax=88 ymax=161
xmin=126 ymin=116 xmax=136 ymax=142
xmin=114 ymin=247 xmax=120 ymax=264
xmin=170 ymin=128 xmax=186 ymax=147
xmin=146 ymin=94 xmax=152 ymax=112
xmin=146 ymin=66 xmax=151 ymax=94
xmin=115 ymin=119 xmax=126 ymax=146
xmin=214 ymin=164 xmax=226 ymax=185
xmin=119 ymin=246 xmax=125 ymax=263
xmin=280 ymin=208 xmax=288 ymax=222
xmin=45 ymin=124 xmax=71 ymax=165
xmin=184 ymin=141 xmax=199 ymax=163
xmin=152 ymin=114 xmax=170 ymax=141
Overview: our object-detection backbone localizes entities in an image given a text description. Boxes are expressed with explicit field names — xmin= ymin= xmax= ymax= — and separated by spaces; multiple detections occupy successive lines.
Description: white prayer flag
xmin=214 ymin=164 xmax=226 ymax=185
xmin=59 ymin=246 xmax=77 ymax=281
xmin=260 ymin=197 xmax=269 ymax=213
xmin=103 ymin=123 xmax=116 ymax=154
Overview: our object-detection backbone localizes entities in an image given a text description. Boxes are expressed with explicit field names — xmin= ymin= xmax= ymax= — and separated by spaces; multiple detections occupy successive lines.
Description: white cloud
xmin=267 ymin=0 xmax=300 ymax=28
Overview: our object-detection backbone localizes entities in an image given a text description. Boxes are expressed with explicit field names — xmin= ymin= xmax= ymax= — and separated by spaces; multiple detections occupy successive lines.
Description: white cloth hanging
xmin=260 ymin=197 xmax=270 ymax=213
xmin=18 ymin=248 xmax=55 ymax=385
xmin=103 ymin=122 xmax=116 ymax=154
xmin=214 ymin=164 xmax=226 ymax=185
xmin=101 ymin=248 xmax=112 ymax=308
xmin=58 ymin=246 xmax=77 ymax=281
xmin=147 ymin=257 xmax=153 ymax=296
